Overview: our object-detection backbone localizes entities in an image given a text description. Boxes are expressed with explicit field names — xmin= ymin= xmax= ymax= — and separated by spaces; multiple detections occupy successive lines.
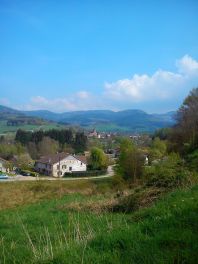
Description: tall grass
xmin=0 ymin=185 xmax=198 ymax=263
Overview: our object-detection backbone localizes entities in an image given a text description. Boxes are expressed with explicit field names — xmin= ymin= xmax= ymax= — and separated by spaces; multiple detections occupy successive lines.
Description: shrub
xmin=63 ymin=169 xmax=107 ymax=178
xmin=144 ymin=153 xmax=191 ymax=188
xmin=186 ymin=149 xmax=198 ymax=172
xmin=89 ymin=147 xmax=108 ymax=170
xmin=117 ymin=138 xmax=144 ymax=183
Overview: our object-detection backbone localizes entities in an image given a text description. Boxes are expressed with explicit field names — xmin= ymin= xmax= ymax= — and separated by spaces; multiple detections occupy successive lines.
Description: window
xmin=69 ymin=167 xmax=72 ymax=171
xmin=57 ymin=165 xmax=60 ymax=170
xmin=62 ymin=165 xmax=67 ymax=169
xmin=81 ymin=162 xmax=83 ymax=166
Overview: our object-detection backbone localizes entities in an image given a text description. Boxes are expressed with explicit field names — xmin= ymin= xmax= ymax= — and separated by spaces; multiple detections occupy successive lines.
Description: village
xmin=0 ymin=128 xmax=151 ymax=180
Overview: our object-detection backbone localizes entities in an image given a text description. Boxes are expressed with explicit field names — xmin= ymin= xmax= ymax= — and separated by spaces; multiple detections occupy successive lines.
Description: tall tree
xmin=73 ymin=132 xmax=87 ymax=153
xmin=15 ymin=129 xmax=32 ymax=145
xmin=149 ymin=137 xmax=167 ymax=161
xmin=170 ymin=88 xmax=198 ymax=153
xmin=37 ymin=137 xmax=59 ymax=157
xmin=117 ymin=138 xmax=144 ymax=182
xmin=89 ymin=147 xmax=108 ymax=170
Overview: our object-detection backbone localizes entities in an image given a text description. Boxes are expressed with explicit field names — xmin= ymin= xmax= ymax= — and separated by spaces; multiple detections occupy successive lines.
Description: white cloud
xmin=176 ymin=54 xmax=198 ymax=74
xmin=14 ymin=55 xmax=198 ymax=113
xmin=104 ymin=55 xmax=198 ymax=103
xmin=21 ymin=91 xmax=106 ymax=112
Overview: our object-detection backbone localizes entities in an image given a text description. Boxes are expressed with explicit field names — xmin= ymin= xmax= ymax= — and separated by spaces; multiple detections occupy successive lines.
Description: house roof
xmin=36 ymin=153 xmax=87 ymax=165
xmin=75 ymin=155 xmax=87 ymax=164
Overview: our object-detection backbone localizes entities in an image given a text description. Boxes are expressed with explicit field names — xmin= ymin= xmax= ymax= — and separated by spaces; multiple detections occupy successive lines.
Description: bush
xmin=89 ymin=147 xmax=108 ymax=170
xmin=112 ymin=186 xmax=164 ymax=213
xmin=144 ymin=153 xmax=191 ymax=188
xmin=63 ymin=169 xmax=107 ymax=178
xmin=186 ymin=149 xmax=198 ymax=172
xmin=117 ymin=138 xmax=144 ymax=182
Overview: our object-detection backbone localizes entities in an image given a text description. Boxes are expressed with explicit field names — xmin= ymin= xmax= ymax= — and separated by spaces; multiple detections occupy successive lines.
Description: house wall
xmin=34 ymin=162 xmax=52 ymax=176
xmin=52 ymin=155 xmax=87 ymax=177
xmin=0 ymin=160 xmax=7 ymax=173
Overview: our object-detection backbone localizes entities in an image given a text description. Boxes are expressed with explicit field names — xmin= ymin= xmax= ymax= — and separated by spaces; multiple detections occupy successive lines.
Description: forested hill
xmin=23 ymin=109 xmax=176 ymax=132
xmin=0 ymin=105 xmax=49 ymax=130
xmin=0 ymin=105 xmax=176 ymax=132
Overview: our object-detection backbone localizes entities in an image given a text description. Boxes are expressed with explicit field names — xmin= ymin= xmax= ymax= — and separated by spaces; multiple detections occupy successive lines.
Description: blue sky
xmin=0 ymin=0 xmax=198 ymax=113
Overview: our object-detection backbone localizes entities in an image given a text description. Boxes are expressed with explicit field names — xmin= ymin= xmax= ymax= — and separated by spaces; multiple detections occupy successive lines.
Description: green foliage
xmin=73 ymin=132 xmax=88 ymax=153
xmin=14 ymin=153 xmax=34 ymax=170
xmin=153 ymin=127 xmax=171 ymax=140
xmin=170 ymin=87 xmax=198 ymax=153
xmin=117 ymin=138 xmax=144 ymax=182
xmin=15 ymin=128 xmax=88 ymax=157
xmin=0 ymin=141 xmax=26 ymax=160
xmin=186 ymin=149 xmax=198 ymax=172
xmin=149 ymin=137 xmax=167 ymax=162
xmin=89 ymin=147 xmax=108 ymax=170
xmin=145 ymin=153 xmax=193 ymax=188
xmin=64 ymin=169 xmax=107 ymax=178
xmin=37 ymin=137 xmax=59 ymax=156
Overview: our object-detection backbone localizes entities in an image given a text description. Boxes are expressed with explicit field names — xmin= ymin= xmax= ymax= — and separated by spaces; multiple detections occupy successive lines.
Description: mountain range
xmin=0 ymin=105 xmax=176 ymax=133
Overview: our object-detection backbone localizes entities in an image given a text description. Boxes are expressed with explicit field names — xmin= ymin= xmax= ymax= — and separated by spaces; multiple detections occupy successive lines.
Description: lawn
xmin=0 ymin=180 xmax=198 ymax=264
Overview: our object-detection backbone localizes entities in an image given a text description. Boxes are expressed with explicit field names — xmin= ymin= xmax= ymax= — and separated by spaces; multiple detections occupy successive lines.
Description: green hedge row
xmin=63 ymin=169 xmax=107 ymax=178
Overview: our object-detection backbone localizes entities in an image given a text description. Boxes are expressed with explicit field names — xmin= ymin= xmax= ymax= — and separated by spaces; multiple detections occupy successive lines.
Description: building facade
xmin=35 ymin=153 xmax=87 ymax=177
xmin=0 ymin=157 xmax=9 ymax=173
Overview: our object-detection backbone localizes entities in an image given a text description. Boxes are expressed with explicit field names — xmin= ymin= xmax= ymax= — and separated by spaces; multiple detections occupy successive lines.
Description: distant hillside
xmin=0 ymin=105 xmax=176 ymax=133
xmin=23 ymin=108 xmax=176 ymax=133
xmin=0 ymin=105 xmax=23 ymax=119
xmin=0 ymin=105 xmax=64 ymax=134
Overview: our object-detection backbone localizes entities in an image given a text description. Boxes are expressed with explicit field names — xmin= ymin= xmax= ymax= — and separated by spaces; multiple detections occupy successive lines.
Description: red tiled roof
xmin=36 ymin=153 xmax=87 ymax=165
xmin=36 ymin=153 xmax=69 ymax=165
xmin=75 ymin=155 xmax=87 ymax=164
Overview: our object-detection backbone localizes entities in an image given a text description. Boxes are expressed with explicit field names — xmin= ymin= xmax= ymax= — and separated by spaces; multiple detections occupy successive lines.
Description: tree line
xmin=116 ymin=87 xmax=198 ymax=186
xmin=14 ymin=128 xmax=87 ymax=159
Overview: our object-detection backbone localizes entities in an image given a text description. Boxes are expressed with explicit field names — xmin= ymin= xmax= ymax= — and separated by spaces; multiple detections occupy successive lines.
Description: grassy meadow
xmin=0 ymin=120 xmax=67 ymax=134
xmin=0 ymin=179 xmax=198 ymax=264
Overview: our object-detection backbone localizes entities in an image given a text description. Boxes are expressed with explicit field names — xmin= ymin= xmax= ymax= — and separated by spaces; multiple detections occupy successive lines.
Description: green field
xmin=88 ymin=123 xmax=131 ymax=132
xmin=0 ymin=120 xmax=68 ymax=134
xmin=0 ymin=179 xmax=197 ymax=264
xmin=86 ymin=123 xmax=156 ymax=133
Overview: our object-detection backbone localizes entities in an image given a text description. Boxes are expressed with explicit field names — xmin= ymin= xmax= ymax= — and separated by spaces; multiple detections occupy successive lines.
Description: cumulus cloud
xmin=15 ymin=55 xmax=198 ymax=112
xmin=104 ymin=55 xmax=198 ymax=103
xmin=21 ymin=91 xmax=106 ymax=112
xmin=176 ymin=55 xmax=198 ymax=74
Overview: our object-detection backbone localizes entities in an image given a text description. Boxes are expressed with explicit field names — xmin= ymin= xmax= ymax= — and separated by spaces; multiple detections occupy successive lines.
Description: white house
xmin=0 ymin=157 xmax=9 ymax=173
xmin=34 ymin=153 xmax=87 ymax=177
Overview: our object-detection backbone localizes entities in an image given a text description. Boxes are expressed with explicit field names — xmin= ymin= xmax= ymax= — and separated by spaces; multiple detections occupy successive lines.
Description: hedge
xmin=63 ymin=169 xmax=107 ymax=178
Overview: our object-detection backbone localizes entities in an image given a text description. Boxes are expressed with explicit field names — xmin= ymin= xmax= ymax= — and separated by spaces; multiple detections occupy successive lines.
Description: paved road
xmin=0 ymin=166 xmax=115 ymax=182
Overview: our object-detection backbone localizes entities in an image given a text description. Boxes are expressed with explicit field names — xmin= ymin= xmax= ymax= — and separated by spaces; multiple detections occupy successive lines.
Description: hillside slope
xmin=0 ymin=105 xmax=176 ymax=133
xmin=24 ymin=109 xmax=176 ymax=132
xmin=0 ymin=105 xmax=63 ymax=133
xmin=0 ymin=182 xmax=197 ymax=263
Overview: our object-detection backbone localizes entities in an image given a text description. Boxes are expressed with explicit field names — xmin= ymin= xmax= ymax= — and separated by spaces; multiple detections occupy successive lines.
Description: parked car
xmin=20 ymin=171 xmax=31 ymax=176
xmin=0 ymin=174 xmax=9 ymax=179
